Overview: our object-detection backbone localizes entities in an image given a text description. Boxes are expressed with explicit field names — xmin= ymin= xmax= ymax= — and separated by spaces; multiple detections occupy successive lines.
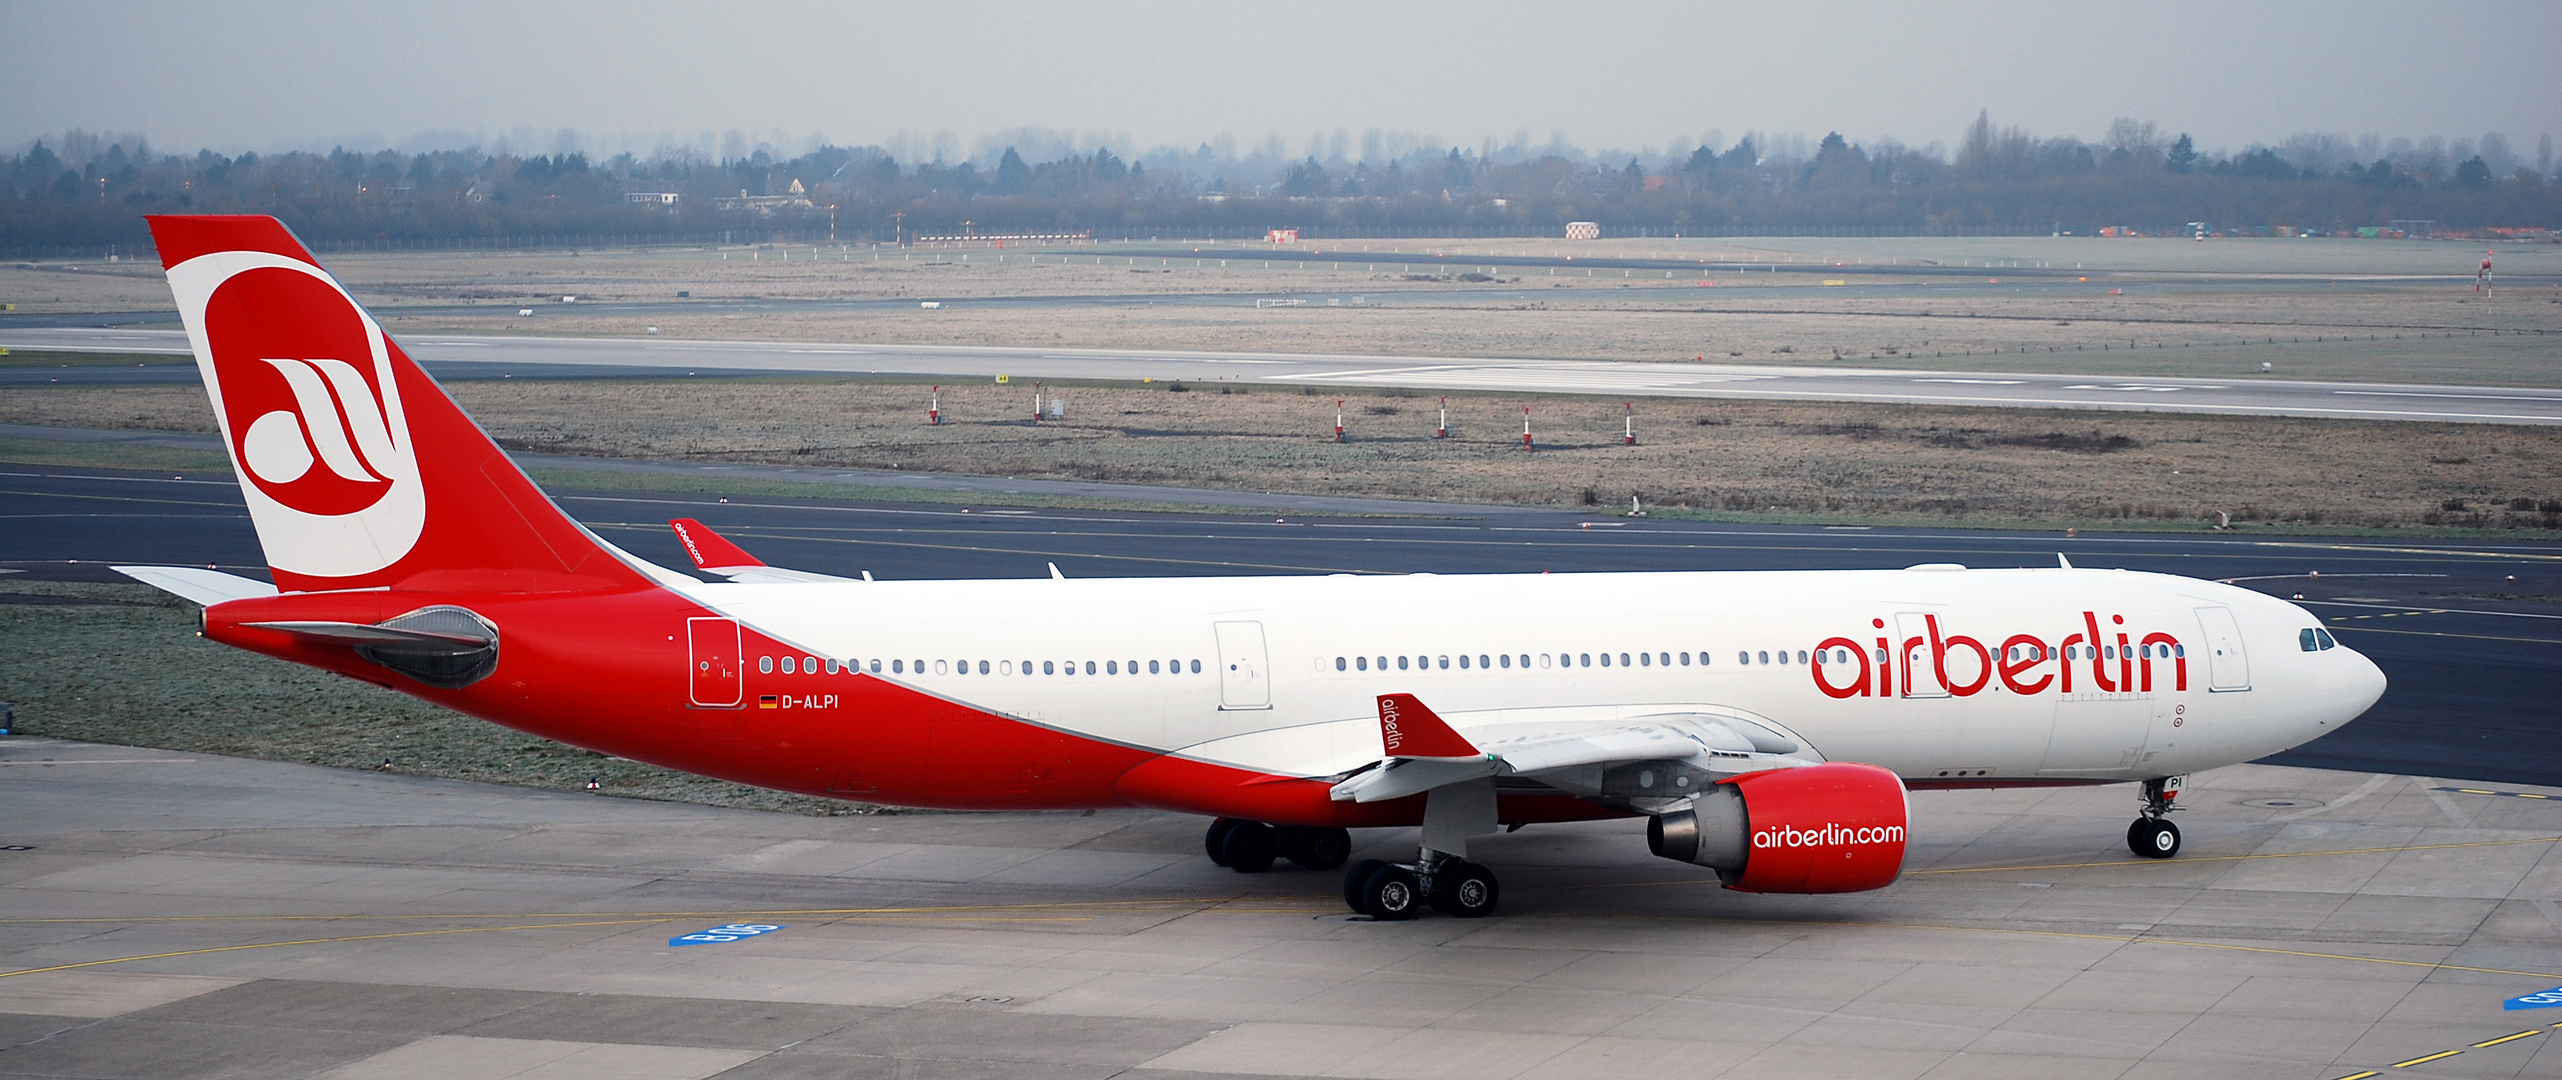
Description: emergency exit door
xmin=688 ymin=616 xmax=743 ymax=707
xmin=1214 ymin=620 xmax=1272 ymax=710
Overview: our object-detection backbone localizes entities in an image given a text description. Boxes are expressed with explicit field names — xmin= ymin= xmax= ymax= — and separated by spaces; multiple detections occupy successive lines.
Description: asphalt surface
xmin=9 ymin=740 xmax=2561 ymax=1080
xmin=10 ymin=326 xmax=2562 ymax=423
xmin=5 ymin=463 xmax=2557 ymax=787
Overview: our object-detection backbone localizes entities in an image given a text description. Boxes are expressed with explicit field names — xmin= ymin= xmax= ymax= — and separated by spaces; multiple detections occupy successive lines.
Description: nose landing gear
xmin=2127 ymin=775 xmax=2186 ymax=859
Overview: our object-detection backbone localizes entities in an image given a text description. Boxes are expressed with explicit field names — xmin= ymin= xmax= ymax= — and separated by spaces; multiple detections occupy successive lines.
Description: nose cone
xmin=2343 ymin=647 xmax=2388 ymax=717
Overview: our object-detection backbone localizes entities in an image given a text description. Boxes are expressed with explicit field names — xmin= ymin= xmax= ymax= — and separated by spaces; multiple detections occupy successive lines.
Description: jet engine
xmin=1646 ymin=762 xmax=1909 ymax=893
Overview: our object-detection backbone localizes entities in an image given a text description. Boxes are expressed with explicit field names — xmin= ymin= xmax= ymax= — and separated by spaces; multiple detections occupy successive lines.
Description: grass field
xmin=10 ymin=376 xmax=2557 ymax=534
xmin=9 ymin=237 xmax=2556 ymax=385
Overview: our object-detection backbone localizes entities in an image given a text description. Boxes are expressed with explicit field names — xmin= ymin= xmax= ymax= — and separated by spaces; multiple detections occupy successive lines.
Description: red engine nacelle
xmin=1645 ymin=762 xmax=1909 ymax=893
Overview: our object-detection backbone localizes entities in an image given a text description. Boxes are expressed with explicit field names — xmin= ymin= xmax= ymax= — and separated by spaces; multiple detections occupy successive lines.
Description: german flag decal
xmin=757 ymin=695 xmax=779 ymax=709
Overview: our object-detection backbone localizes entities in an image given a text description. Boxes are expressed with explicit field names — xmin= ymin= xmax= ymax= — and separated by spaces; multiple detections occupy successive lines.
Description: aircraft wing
xmin=1328 ymin=693 xmax=1817 ymax=804
xmin=668 ymin=519 xmax=859 ymax=583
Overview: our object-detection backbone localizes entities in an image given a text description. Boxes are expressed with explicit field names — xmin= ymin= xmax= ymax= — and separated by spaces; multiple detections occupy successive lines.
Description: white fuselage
xmin=685 ymin=565 xmax=2385 ymax=784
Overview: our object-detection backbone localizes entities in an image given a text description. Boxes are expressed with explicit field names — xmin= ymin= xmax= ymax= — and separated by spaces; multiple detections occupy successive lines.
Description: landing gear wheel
xmin=1342 ymin=859 xmax=1386 ymax=914
xmin=1283 ymin=826 xmax=1352 ymax=870
xmin=2128 ymin=818 xmax=2181 ymax=859
xmin=1220 ymin=821 xmax=1279 ymax=873
xmin=1430 ymin=861 xmax=1500 ymax=918
xmin=1356 ymin=864 xmax=1423 ymax=920
xmin=1204 ymin=817 xmax=1242 ymax=866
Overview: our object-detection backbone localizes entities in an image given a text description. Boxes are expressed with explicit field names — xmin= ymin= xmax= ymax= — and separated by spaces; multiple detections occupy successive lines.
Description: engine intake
xmin=1647 ymin=762 xmax=1909 ymax=893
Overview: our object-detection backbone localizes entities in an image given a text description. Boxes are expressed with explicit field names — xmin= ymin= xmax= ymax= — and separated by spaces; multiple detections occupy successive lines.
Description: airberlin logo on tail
xmin=1380 ymin=697 xmax=1409 ymax=752
xmin=236 ymin=356 xmax=399 ymax=514
xmin=168 ymin=252 xmax=425 ymax=579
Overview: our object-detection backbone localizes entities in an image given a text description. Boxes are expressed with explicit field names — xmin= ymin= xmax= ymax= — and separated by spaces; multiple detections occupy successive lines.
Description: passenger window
xmin=1777 ymin=651 xmax=1790 ymax=665
xmin=1107 ymin=660 xmax=1118 ymax=674
xmin=1398 ymin=656 xmax=1410 ymax=670
xmin=979 ymin=660 xmax=990 ymax=674
xmin=1756 ymin=651 xmax=1769 ymax=665
xmin=868 ymin=659 xmax=882 ymax=674
xmin=759 ymin=656 xmax=774 ymax=674
xmin=1479 ymin=654 xmax=1491 ymax=669
xmin=803 ymin=656 xmax=816 ymax=673
xmin=890 ymin=659 xmax=903 ymax=673
xmin=1539 ymin=654 xmax=1552 ymax=669
xmin=1639 ymin=652 xmax=1650 ymax=667
xmin=1082 ymin=661 xmax=1094 ymax=675
xmin=932 ymin=660 xmax=946 ymax=675
xmin=1458 ymin=655 xmax=1470 ymax=669
xmin=1598 ymin=653 xmax=1610 ymax=668
xmin=1001 ymin=660 xmax=1014 ymax=675
xmin=1438 ymin=656 xmax=1449 ymax=670
xmin=1190 ymin=659 xmax=1202 ymax=673
xmin=1579 ymin=653 xmax=1592 ymax=667
xmin=1679 ymin=652 xmax=1690 ymax=666
xmin=1518 ymin=654 xmax=1530 ymax=669
xmin=1042 ymin=661 xmax=1054 ymax=675
xmin=1500 ymin=654 xmax=1512 ymax=668
xmin=2174 ymin=644 xmax=2185 ymax=658
xmin=780 ymin=656 xmax=796 ymax=674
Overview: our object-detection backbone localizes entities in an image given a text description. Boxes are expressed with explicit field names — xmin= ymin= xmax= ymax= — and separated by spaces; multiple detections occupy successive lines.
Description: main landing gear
xmin=2127 ymin=775 xmax=2186 ymax=859
xmin=1203 ymin=818 xmax=1351 ymax=874
xmin=1342 ymin=852 xmax=1499 ymax=920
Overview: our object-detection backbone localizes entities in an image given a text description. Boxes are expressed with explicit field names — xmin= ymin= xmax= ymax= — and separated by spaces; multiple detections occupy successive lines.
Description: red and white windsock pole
xmin=1335 ymin=399 xmax=1347 ymax=443
xmin=1623 ymin=401 xmax=1636 ymax=445
xmin=1032 ymin=382 xmax=1044 ymax=422
xmin=1436 ymin=397 xmax=1449 ymax=439
xmin=2479 ymin=250 xmax=2493 ymax=297
xmin=929 ymin=386 xmax=941 ymax=426
xmin=1521 ymin=406 xmax=1534 ymax=451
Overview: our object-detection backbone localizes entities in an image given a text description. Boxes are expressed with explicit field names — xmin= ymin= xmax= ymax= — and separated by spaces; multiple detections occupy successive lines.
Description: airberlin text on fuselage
xmin=1809 ymin=611 xmax=2189 ymax=700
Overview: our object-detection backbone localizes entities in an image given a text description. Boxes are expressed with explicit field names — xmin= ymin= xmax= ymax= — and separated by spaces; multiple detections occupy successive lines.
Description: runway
xmin=8 ymin=466 xmax=2562 ymax=1077
xmin=10 ymin=326 xmax=2562 ymax=424
xmin=5 ymin=463 xmax=2558 ymax=786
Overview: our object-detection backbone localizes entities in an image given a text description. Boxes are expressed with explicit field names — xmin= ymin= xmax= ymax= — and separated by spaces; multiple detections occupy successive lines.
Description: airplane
xmin=112 ymin=214 xmax=2386 ymax=920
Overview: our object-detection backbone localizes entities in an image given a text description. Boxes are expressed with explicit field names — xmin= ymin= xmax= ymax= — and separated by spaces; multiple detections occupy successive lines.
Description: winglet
xmin=2057 ymin=553 xmax=2073 ymax=569
xmin=1376 ymin=694 xmax=1481 ymax=759
xmin=670 ymin=519 xmax=765 ymax=570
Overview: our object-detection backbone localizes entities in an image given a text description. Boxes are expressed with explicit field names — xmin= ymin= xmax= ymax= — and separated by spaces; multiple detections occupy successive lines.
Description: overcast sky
xmin=6 ymin=0 xmax=2555 ymax=161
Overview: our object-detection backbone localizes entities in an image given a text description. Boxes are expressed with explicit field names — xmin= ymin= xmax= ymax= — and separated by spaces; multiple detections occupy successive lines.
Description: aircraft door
xmin=2195 ymin=606 xmax=2252 ymax=691
xmin=1213 ymin=620 xmax=1272 ymax=710
xmin=1894 ymin=613 xmax=1949 ymax=697
xmin=688 ymin=616 xmax=743 ymax=707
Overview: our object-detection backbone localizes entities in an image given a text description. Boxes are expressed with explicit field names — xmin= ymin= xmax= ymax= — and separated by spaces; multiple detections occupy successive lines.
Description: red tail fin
xmin=1375 ymin=694 xmax=1481 ymax=759
xmin=148 ymin=215 xmax=644 ymax=594
xmin=669 ymin=519 xmax=764 ymax=570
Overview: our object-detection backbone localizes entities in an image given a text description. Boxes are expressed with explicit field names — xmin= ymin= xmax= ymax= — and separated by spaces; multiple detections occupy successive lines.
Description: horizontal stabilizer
xmin=113 ymin=565 xmax=278 ymax=607
xmin=712 ymin=566 xmax=862 ymax=584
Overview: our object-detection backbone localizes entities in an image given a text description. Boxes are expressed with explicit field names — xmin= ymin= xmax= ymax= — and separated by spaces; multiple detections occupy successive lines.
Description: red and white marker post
xmin=1031 ymin=382 xmax=1044 ymax=422
xmin=929 ymin=386 xmax=941 ymax=426
xmin=1436 ymin=397 xmax=1449 ymax=439
xmin=1623 ymin=401 xmax=1636 ymax=445
xmin=1335 ymin=399 xmax=1347 ymax=443
xmin=2479 ymin=250 xmax=2494 ymax=298
xmin=1521 ymin=406 xmax=1534 ymax=451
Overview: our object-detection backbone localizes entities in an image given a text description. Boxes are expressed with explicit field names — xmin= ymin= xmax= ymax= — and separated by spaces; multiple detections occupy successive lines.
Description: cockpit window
xmin=2299 ymin=629 xmax=2320 ymax=652
xmin=2315 ymin=628 xmax=2338 ymax=650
